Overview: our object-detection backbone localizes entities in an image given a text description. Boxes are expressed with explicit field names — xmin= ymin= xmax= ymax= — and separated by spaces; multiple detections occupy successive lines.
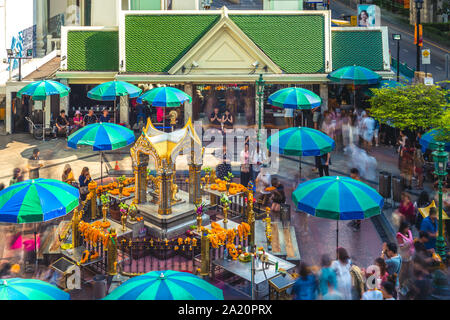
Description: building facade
xmin=4 ymin=6 xmax=393 ymax=134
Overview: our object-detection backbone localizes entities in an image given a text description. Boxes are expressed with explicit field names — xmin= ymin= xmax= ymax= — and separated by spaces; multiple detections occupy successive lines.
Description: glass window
xmin=130 ymin=0 xmax=161 ymax=10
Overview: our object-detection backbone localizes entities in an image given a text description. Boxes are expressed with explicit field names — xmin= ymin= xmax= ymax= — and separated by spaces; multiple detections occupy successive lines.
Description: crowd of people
xmin=291 ymin=240 xmax=449 ymax=300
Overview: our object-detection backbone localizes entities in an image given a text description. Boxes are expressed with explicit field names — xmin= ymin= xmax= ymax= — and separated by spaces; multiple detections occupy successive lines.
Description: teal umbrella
xmin=103 ymin=270 xmax=224 ymax=300
xmin=365 ymin=80 xmax=405 ymax=97
xmin=87 ymin=80 xmax=142 ymax=123
xmin=328 ymin=66 xmax=381 ymax=109
xmin=67 ymin=123 xmax=136 ymax=184
xmin=268 ymin=87 xmax=321 ymax=110
xmin=0 ymin=278 xmax=70 ymax=300
xmin=137 ymin=87 xmax=192 ymax=107
xmin=17 ymin=80 xmax=71 ymax=141
xmin=267 ymin=127 xmax=335 ymax=178
xmin=327 ymin=66 xmax=381 ymax=85
xmin=292 ymin=176 xmax=383 ymax=253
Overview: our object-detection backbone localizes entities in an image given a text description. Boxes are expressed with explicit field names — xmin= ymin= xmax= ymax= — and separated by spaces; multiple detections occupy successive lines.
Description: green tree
xmin=369 ymin=84 xmax=449 ymax=132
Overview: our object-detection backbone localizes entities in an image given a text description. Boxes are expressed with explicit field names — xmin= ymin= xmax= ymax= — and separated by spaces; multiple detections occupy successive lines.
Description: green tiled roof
xmin=332 ymin=30 xmax=384 ymax=71
xmin=67 ymin=31 xmax=118 ymax=71
xmin=125 ymin=15 xmax=220 ymax=73
xmin=230 ymin=15 xmax=326 ymax=74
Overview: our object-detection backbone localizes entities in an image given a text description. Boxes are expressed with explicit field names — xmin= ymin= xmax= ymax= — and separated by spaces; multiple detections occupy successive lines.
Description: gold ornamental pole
xmin=158 ymin=166 xmax=172 ymax=215
xmin=71 ymin=209 xmax=82 ymax=248
xmin=107 ymin=228 xmax=118 ymax=276
xmin=200 ymin=232 xmax=210 ymax=277
xmin=248 ymin=191 xmax=256 ymax=248
xmin=88 ymin=181 xmax=97 ymax=220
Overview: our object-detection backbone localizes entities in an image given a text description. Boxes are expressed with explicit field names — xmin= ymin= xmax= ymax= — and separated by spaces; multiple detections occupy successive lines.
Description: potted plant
xmin=220 ymin=194 xmax=231 ymax=224
xmin=100 ymin=194 xmax=111 ymax=228
xmin=195 ymin=202 xmax=206 ymax=233
xmin=117 ymin=175 xmax=126 ymax=198
xmin=119 ymin=203 xmax=129 ymax=231
xmin=223 ymin=172 xmax=234 ymax=195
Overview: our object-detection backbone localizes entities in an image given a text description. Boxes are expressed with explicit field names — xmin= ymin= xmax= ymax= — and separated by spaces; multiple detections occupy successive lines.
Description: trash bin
xmin=392 ymin=175 xmax=403 ymax=203
xmin=280 ymin=204 xmax=291 ymax=227
xmin=378 ymin=171 xmax=392 ymax=199
xmin=92 ymin=274 xmax=107 ymax=300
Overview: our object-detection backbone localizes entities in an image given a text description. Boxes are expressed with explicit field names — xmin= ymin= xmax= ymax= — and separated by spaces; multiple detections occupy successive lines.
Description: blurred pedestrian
xmin=239 ymin=143 xmax=252 ymax=187
xmin=395 ymin=192 xmax=415 ymax=226
xmin=381 ymin=242 xmax=402 ymax=289
xmin=292 ymin=262 xmax=318 ymax=300
xmin=400 ymin=140 xmax=415 ymax=190
xmin=322 ymin=279 xmax=343 ymax=300
xmin=332 ymin=247 xmax=353 ymax=300
xmin=27 ymin=148 xmax=43 ymax=179
xmin=318 ymin=152 xmax=331 ymax=177
xmin=318 ymin=254 xmax=337 ymax=297
xmin=349 ymin=168 xmax=362 ymax=231
xmin=420 ymin=207 xmax=438 ymax=251
xmin=78 ymin=167 xmax=92 ymax=201
xmin=9 ymin=168 xmax=24 ymax=185
xmin=414 ymin=191 xmax=431 ymax=229
xmin=270 ymin=177 xmax=285 ymax=216
xmin=381 ymin=279 xmax=397 ymax=300
xmin=413 ymin=142 xmax=425 ymax=190
xmin=396 ymin=222 xmax=415 ymax=258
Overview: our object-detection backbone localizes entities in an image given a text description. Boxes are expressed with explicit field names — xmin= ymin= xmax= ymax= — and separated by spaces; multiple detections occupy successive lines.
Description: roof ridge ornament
xmin=221 ymin=6 xmax=229 ymax=18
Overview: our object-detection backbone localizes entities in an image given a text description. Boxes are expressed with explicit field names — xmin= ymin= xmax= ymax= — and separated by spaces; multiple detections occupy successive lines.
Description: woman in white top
xmin=331 ymin=247 xmax=353 ymax=300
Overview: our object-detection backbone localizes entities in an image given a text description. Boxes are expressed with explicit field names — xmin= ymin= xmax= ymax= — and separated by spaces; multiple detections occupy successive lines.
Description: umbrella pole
xmin=299 ymin=156 xmax=302 ymax=179
xmin=42 ymin=100 xmax=44 ymax=142
xmin=34 ymin=224 xmax=38 ymax=270
xmin=100 ymin=151 xmax=103 ymax=185
xmin=114 ymin=99 xmax=116 ymax=124
xmin=336 ymin=220 xmax=339 ymax=259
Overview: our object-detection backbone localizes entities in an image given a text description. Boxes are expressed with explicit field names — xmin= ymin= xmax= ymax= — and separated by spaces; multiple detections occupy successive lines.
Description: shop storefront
xmin=45 ymin=8 xmax=393 ymax=136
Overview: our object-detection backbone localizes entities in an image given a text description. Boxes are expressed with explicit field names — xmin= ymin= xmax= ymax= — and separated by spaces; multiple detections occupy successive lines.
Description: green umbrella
xmin=87 ymin=80 xmax=142 ymax=124
xmin=0 ymin=278 xmax=70 ymax=300
xmin=17 ymin=80 xmax=71 ymax=141
xmin=103 ymin=270 xmax=224 ymax=300
xmin=137 ymin=87 xmax=192 ymax=107
xmin=327 ymin=65 xmax=381 ymax=110
xmin=292 ymin=176 xmax=383 ymax=253
xmin=267 ymin=127 xmax=335 ymax=178
xmin=267 ymin=87 xmax=321 ymax=110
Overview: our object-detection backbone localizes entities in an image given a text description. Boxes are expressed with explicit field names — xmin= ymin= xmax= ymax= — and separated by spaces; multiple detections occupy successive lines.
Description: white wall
xmin=171 ymin=0 xmax=198 ymax=10
xmin=91 ymin=0 xmax=118 ymax=26
xmin=0 ymin=0 xmax=35 ymax=71
xmin=49 ymin=0 xmax=66 ymax=18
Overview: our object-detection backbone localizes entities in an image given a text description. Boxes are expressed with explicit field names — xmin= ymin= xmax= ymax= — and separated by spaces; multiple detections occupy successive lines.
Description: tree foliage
xmin=368 ymin=84 xmax=449 ymax=133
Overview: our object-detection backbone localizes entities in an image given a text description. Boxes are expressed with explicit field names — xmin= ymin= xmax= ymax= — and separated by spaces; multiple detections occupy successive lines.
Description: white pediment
xmin=169 ymin=17 xmax=282 ymax=75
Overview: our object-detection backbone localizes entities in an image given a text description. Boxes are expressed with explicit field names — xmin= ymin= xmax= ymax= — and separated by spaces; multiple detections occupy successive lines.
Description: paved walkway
xmin=0 ymin=132 xmax=437 ymax=281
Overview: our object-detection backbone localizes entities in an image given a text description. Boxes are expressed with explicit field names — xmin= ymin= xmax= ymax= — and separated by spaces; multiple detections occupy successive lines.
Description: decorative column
xmin=184 ymin=83 xmax=193 ymax=122
xmin=71 ymin=208 xmax=82 ymax=248
xmin=158 ymin=166 xmax=173 ymax=215
xmin=248 ymin=191 xmax=256 ymax=248
xmin=188 ymin=139 xmax=202 ymax=205
xmin=36 ymin=0 xmax=47 ymax=57
xmin=319 ymin=83 xmax=328 ymax=114
xmin=88 ymin=181 xmax=98 ymax=220
xmin=200 ymin=232 xmax=210 ymax=277
xmin=119 ymin=96 xmax=129 ymax=126
xmin=59 ymin=79 xmax=69 ymax=114
xmin=134 ymin=154 xmax=149 ymax=204
xmin=107 ymin=228 xmax=118 ymax=276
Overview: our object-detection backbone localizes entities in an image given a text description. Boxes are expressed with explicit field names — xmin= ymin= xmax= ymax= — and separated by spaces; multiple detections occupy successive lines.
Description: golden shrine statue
xmin=71 ymin=208 xmax=83 ymax=248
xmin=130 ymin=117 xmax=203 ymax=215
xmin=107 ymin=228 xmax=118 ymax=275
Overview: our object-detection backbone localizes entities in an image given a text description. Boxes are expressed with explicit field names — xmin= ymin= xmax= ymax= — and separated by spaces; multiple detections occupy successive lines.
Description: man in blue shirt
xmin=420 ymin=207 xmax=438 ymax=250
xmin=99 ymin=109 xmax=111 ymax=123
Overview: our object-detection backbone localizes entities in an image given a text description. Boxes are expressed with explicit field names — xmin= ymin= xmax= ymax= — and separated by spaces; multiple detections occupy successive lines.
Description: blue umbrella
xmin=103 ymin=270 xmax=224 ymax=300
xmin=87 ymin=80 xmax=142 ymax=123
xmin=292 ymin=176 xmax=383 ymax=253
xmin=137 ymin=87 xmax=191 ymax=107
xmin=267 ymin=127 xmax=335 ymax=179
xmin=68 ymin=123 xmax=135 ymax=183
xmin=420 ymin=129 xmax=450 ymax=152
xmin=0 ymin=278 xmax=70 ymax=300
